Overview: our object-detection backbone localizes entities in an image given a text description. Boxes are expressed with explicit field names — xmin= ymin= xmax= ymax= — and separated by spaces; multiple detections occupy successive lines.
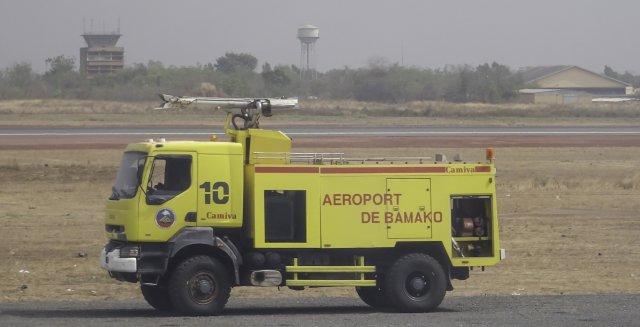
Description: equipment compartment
xmin=450 ymin=196 xmax=493 ymax=257
xmin=264 ymin=190 xmax=307 ymax=242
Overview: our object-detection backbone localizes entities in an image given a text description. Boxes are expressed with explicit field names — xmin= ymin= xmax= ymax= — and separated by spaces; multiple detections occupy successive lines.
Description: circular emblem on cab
xmin=155 ymin=208 xmax=176 ymax=228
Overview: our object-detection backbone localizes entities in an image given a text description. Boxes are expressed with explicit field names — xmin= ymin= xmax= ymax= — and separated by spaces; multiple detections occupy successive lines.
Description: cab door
xmin=138 ymin=153 xmax=197 ymax=242
xmin=196 ymin=153 xmax=243 ymax=228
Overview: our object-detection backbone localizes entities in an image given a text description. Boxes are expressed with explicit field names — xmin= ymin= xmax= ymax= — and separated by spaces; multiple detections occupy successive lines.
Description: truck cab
xmin=105 ymin=141 xmax=244 ymax=242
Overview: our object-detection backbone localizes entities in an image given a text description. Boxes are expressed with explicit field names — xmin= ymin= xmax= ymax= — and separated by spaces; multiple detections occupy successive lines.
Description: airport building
xmin=80 ymin=32 xmax=124 ymax=77
xmin=518 ymin=66 xmax=633 ymax=104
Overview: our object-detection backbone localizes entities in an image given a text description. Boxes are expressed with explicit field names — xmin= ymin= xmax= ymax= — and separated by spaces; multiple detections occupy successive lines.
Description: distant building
xmin=518 ymin=88 xmax=592 ymax=104
xmin=519 ymin=66 xmax=632 ymax=103
xmin=80 ymin=32 xmax=124 ymax=77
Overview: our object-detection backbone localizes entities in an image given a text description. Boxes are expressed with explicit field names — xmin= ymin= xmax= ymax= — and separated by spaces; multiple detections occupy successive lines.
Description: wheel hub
xmin=189 ymin=272 xmax=216 ymax=304
xmin=410 ymin=276 xmax=426 ymax=292
xmin=405 ymin=272 xmax=430 ymax=299
xmin=197 ymin=279 xmax=213 ymax=294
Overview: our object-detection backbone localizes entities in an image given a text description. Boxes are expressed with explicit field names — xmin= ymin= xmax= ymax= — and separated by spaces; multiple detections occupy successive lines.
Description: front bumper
xmin=100 ymin=248 xmax=137 ymax=273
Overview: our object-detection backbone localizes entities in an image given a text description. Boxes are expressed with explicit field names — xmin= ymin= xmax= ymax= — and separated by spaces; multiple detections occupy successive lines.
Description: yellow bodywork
xmin=106 ymin=124 xmax=501 ymax=268
xmin=248 ymin=163 xmax=500 ymax=267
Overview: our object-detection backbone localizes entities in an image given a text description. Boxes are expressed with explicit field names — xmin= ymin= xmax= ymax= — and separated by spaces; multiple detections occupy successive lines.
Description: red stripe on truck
xmin=256 ymin=166 xmax=492 ymax=174
xmin=255 ymin=167 xmax=320 ymax=173
xmin=474 ymin=166 xmax=492 ymax=172
xmin=320 ymin=167 xmax=448 ymax=174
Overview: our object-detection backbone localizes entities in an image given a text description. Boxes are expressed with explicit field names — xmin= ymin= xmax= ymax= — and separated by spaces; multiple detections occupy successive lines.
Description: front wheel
xmin=168 ymin=255 xmax=231 ymax=316
xmin=141 ymin=284 xmax=173 ymax=312
xmin=384 ymin=253 xmax=447 ymax=312
xmin=356 ymin=286 xmax=390 ymax=309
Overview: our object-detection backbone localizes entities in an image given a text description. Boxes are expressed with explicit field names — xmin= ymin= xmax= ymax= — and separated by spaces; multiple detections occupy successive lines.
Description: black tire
xmin=384 ymin=253 xmax=447 ymax=313
xmin=356 ymin=286 xmax=390 ymax=309
xmin=168 ymin=255 xmax=231 ymax=316
xmin=141 ymin=284 xmax=174 ymax=312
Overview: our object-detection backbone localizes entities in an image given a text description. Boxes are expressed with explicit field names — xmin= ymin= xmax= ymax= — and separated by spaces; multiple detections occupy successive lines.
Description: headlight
xmin=119 ymin=245 xmax=139 ymax=258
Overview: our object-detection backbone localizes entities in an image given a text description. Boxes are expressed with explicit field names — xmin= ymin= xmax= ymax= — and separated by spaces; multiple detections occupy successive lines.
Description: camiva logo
xmin=447 ymin=167 xmax=476 ymax=173
xmin=155 ymin=208 xmax=176 ymax=228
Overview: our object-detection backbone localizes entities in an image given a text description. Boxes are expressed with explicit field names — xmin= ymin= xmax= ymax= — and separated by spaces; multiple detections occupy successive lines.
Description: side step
xmin=285 ymin=256 xmax=376 ymax=287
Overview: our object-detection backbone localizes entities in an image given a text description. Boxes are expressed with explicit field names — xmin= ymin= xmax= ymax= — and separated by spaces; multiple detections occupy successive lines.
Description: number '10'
xmin=199 ymin=181 xmax=230 ymax=204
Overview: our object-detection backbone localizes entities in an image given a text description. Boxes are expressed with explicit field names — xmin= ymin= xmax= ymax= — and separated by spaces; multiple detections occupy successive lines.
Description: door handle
xmin=185 ymin=212 xmax=197 ymax=222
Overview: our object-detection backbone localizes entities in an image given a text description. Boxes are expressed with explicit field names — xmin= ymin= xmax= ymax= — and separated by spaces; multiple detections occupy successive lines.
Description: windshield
xmin=111 ymin=151 xmax=147 ymax=200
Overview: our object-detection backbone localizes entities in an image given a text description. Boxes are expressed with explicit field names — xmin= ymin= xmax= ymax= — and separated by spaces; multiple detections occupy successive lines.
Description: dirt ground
xmin=2 ymin=134 xmax=640 ymax=150
xmin=0 ymin=139 xmax=639 ymax=303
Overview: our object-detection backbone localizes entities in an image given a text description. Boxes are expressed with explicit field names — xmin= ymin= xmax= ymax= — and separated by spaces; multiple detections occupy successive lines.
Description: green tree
xmin=6 ymin=62 xmax=34 ymax=90
xmin=45 ymin=55 xmax=75 ymax=76
xmin=44 ymin=55 xmax=82 ymax=98
xmin=468 ymin=62 xmax=518 ymax=102
xmin=261 ymin=63 xmax=294 ymax=96
xmin=1 ymin=62 xmax=36 ymax=98
xmin=214 ymin=53 xmax=258 ymax=74
xmin=604 ymin=65 xmax=639 ymax=87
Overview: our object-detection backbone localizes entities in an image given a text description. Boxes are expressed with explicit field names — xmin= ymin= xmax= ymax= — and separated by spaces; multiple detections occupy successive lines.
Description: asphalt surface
xmin=1 ymin=295 xmax=638 ymax=327
xmin=2 ymin=125 xmax=640 ymax=136
xmin=3 ymin=125 xmax=640 ymax=150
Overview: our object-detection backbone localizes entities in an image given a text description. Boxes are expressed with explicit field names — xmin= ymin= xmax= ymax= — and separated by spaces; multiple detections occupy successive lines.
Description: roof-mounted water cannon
xmin=156 ymin=94 xmax=298 ymax=130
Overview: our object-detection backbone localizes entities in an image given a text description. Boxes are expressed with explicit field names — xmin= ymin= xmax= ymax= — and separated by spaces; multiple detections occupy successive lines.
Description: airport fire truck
xmin=101 ymin=94 xmax=504 ymax=316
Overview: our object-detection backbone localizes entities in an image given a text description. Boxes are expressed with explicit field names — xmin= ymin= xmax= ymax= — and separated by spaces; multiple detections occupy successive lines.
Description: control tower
xmin=80 ymin=29 xmax=124 ymax=77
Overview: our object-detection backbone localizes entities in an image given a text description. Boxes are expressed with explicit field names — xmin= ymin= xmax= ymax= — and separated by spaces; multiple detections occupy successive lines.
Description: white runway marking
xmin=1 ymin=131 xmax=640 ymax=136
xmin=0 ymin=132 xmax=222 ymax=136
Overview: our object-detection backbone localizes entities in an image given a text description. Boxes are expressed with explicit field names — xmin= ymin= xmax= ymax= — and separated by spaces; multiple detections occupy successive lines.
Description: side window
xmin=146 ymin=156 xmax=191 ymax=204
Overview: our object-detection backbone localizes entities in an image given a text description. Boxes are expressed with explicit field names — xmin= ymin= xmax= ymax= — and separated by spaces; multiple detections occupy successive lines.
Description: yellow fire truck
xmin=101 ymin=94 xmax=505 ymax=315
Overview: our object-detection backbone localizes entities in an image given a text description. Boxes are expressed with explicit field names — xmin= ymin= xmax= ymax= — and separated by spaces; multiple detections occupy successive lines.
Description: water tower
xmin=297 ymin=25 xmax=319 ymax=80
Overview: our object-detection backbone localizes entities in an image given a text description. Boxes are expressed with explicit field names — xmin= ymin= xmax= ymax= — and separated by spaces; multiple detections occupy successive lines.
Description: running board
xmin=285 ymin=256 xmax=376 ymax=287
xmin=286 ymin=279 xmax=375 ymax=287
xmin=286 ymin=266 xmax=375 ymax=273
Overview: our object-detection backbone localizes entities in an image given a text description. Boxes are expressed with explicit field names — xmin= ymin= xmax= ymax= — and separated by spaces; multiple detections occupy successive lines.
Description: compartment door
xmin=386 ymin=178 xmax=432 ymax=239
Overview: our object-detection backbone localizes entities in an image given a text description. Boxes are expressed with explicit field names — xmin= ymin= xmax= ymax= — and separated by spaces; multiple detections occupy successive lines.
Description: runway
xmin=1 ymin=125 xmax=640 ymax=136
xmin=1 ymin=125 xmax=639 ymax=149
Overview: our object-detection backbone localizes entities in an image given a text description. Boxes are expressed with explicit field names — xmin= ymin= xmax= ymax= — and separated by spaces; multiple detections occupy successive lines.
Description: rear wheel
xmin=141 ymin=284 xmax=173 ymax=312
xmin=356 ymin=286 xmax=390 ymax=309
xmin=168 ymin=255 xmax=231 ymax=316
xmin=384 ymin=253 xmax=447 ymax=312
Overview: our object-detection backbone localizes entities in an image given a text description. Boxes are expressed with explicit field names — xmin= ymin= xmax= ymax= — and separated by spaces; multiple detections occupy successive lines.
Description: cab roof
xmin=125 ymin=140 xmax=242 ymax=155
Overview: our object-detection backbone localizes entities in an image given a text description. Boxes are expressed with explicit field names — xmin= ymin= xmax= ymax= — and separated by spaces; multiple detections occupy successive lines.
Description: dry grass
xmin=0 ymin=99 xmax=153 ymax=115
xmin=2 ymin=99 xmax=640 ymax=127
xmin=302 ymin=99 xmax=640 ymax=118
xmin=0 ymin=146 xmax=639 ymax=303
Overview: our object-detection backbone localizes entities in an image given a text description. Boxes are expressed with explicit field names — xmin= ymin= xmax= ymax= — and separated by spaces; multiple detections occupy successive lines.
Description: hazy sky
xmin=1 ymin=0 xmax=639 ymax=74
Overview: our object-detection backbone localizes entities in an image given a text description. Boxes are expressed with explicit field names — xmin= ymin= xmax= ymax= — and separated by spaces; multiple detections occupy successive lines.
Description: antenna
xmin=401 ymin=41 xmax=404 ymax=67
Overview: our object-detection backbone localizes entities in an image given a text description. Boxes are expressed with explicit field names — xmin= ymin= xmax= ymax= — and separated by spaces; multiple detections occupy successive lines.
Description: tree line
xmin=0 ymin=52 xmax=637 ymax=103
xmin=604 ymin=65 xmax=640 ymax=89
